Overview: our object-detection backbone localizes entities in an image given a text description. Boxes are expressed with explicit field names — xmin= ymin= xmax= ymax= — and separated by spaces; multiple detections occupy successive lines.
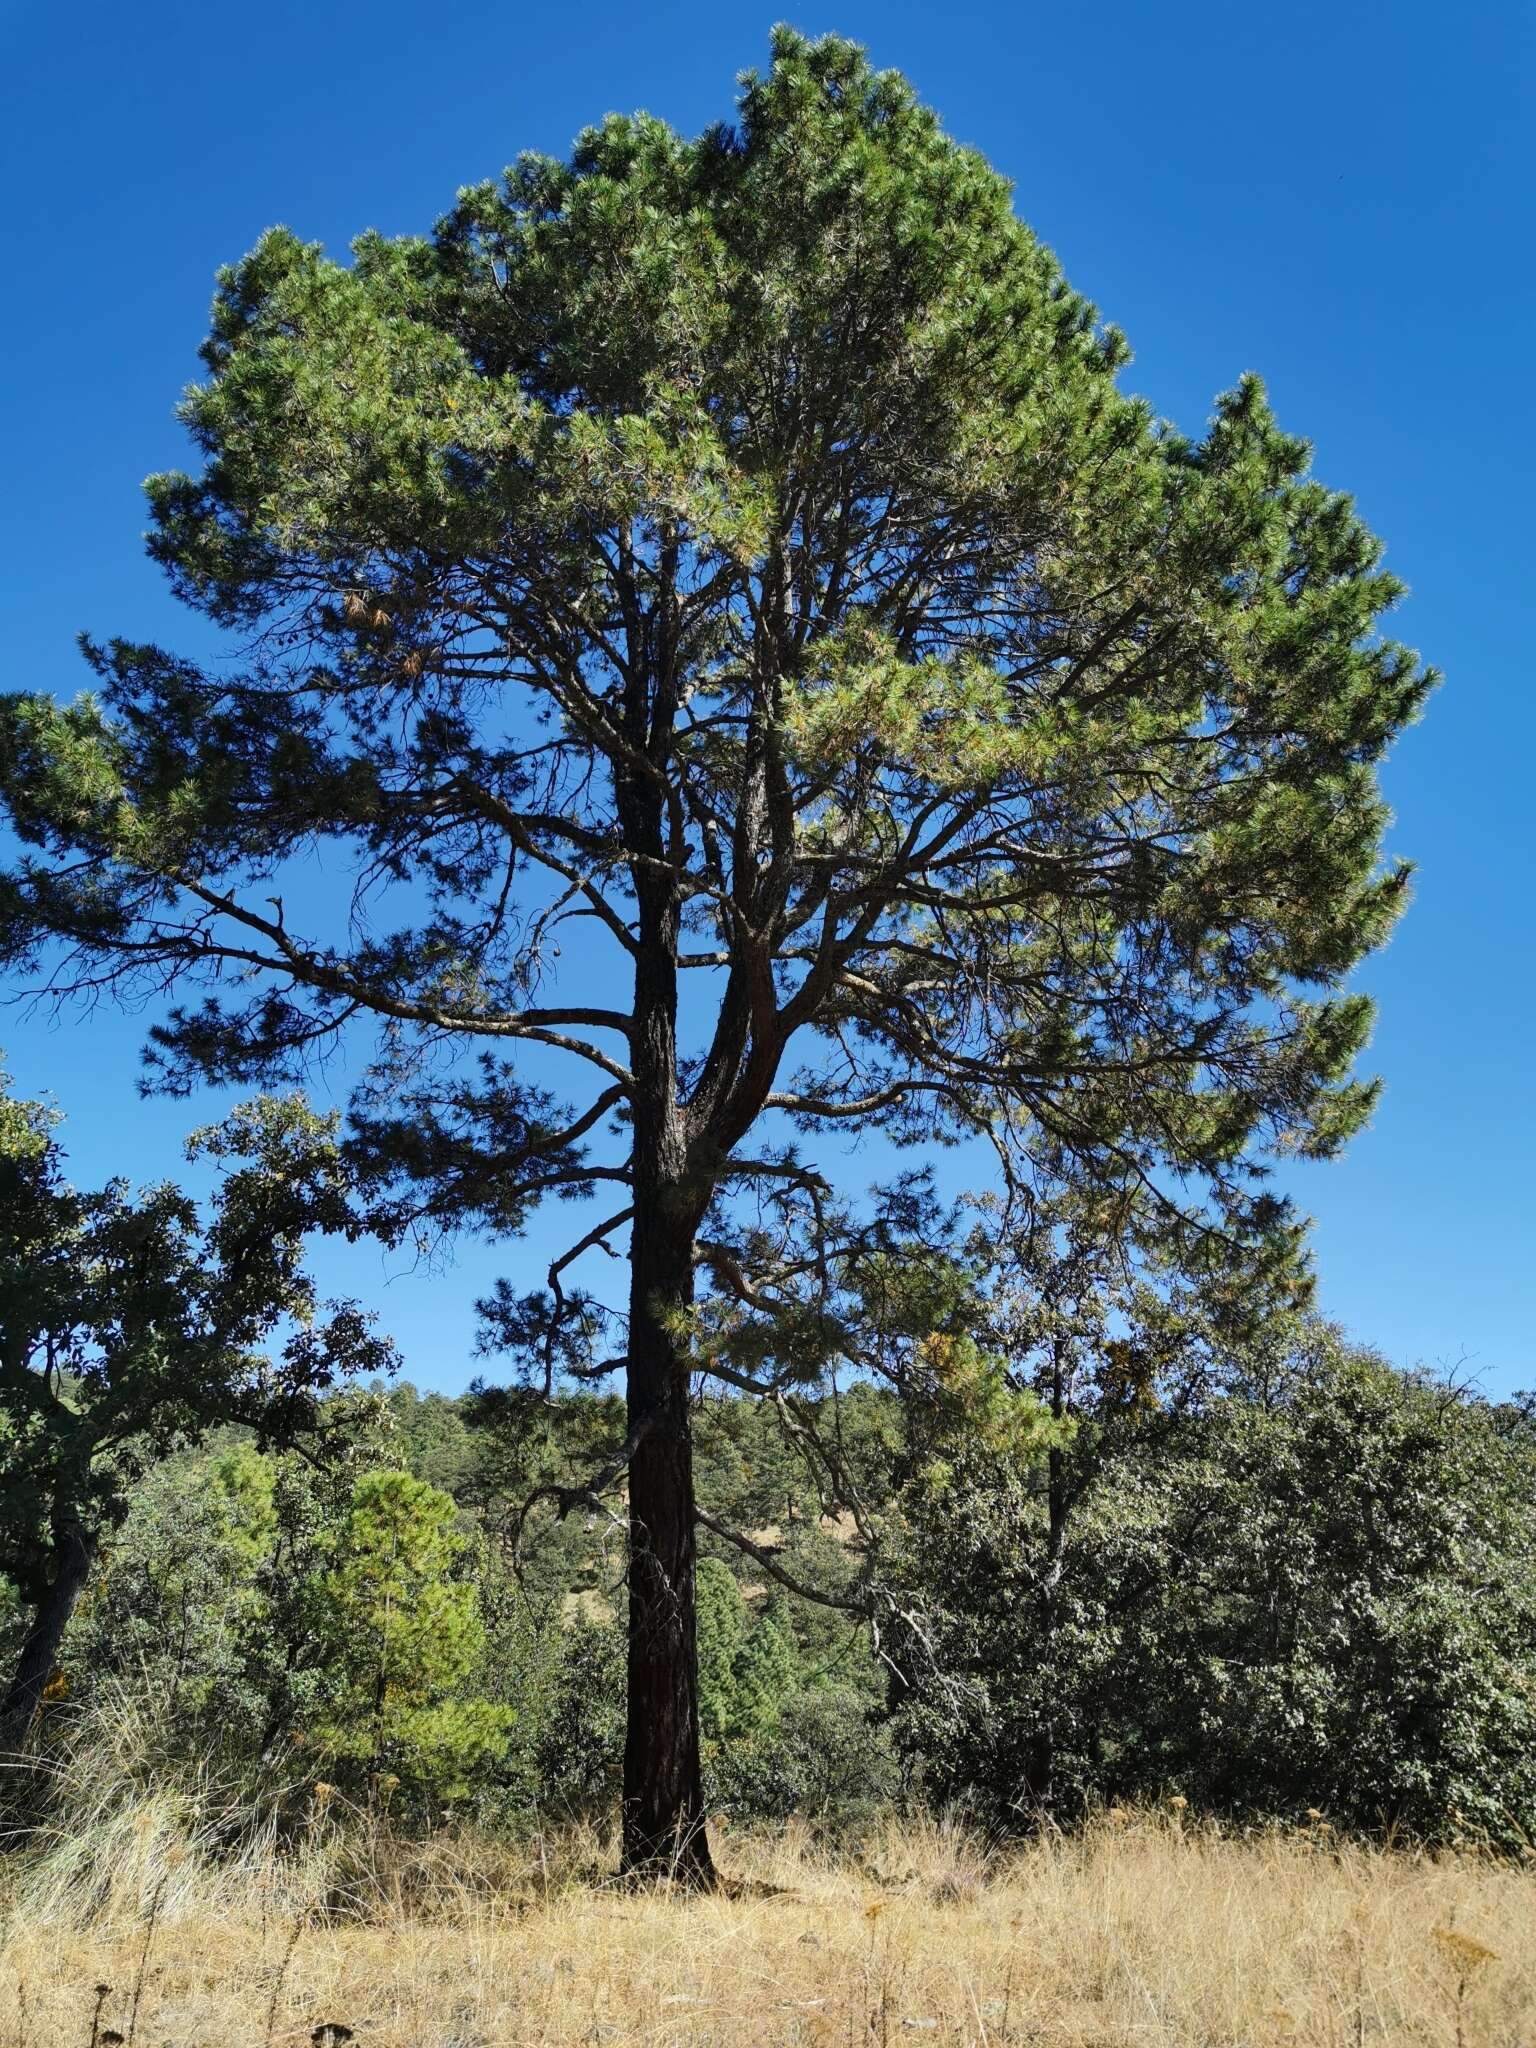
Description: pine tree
xmin=695 ymin=1557 xmax=749 ymax=1746
xmin=731 ymin=1607 xmax=799 ymax=1735
xmin=305 ymin=1469 xmax=510 ymax=1803
xmin=0 ymin=32 xmax=1431 ymax=1875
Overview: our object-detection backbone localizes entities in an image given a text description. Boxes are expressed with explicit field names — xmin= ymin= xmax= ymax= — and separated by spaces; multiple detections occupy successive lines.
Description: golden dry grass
xmin=2 ymin=1812 xmax=1534 ymax=2046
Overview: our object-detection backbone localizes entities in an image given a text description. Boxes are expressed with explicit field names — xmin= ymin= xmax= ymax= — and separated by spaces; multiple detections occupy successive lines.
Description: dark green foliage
xmin=529 ymin=1615 xmax=627 ymax=1822
xmin=302 ymin=1469 xmax=512 ymax=1806
xmin=19 ymin=1331 xmax=1536 ymax=1848
xmin=68 ymin=1441 xmax=514 ymax=1813
xmin=0 ymin=1080 xmax=390 ymax=1753
xmin=68 ymin=1446 xmax=276 ymax=1752
xmin=693 ymin=1558 xmax=895 ymax=1827
xmin=894 ymin=1324 xmax=1536 ymax=1844
xmin=696 ymin=1559 xmax=751 ymax=1747
xmin=1128 ymin=1346 xmax=1536 ymax=1839
xmin=732 ymin=1608 xmax=799 ymax=1735
xmin=223 ymin=1434 xmax=387 ymax=1772
xmin=381 ymin=1385 xmax=483 ymax=1499
xmin=711 ymin=1685 xmax=900 ymax=1828
xmin=696 ymin=1560 xmax=800 ymax=1746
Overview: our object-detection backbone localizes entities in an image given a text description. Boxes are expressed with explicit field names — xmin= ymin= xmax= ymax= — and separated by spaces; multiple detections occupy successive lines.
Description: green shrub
xmin=894 ymin=1335 xmax=1536 ymax=1842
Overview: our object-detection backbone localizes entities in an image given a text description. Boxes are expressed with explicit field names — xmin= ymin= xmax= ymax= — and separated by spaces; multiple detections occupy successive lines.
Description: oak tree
xmin=0 ymin=1086 xmax=388 ymax=1754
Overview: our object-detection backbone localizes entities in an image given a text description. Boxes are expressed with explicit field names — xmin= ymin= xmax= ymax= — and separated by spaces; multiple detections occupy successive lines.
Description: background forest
xmin=7 ymin=1221 xmax=1536 ymax=1855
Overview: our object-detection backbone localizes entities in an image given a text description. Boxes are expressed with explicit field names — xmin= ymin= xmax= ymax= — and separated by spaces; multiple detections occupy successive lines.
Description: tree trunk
xmin=621 ymin=1184 xmax=714 ymax=1884
xmin=618 ymin=690 xmax=715 ymax=1885
xmin=1027 ymin=1345 xmax=1071 ymax=1815
xmin=1025 ymin=1439 xmax=1068 ymax=1814
xmin=0 ymin=1514 xmax=96 ymax=1754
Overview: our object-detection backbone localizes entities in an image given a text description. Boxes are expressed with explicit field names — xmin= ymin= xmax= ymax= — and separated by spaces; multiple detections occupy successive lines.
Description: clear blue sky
xmin=1 ymin=0 xmax=1531 ymax=1394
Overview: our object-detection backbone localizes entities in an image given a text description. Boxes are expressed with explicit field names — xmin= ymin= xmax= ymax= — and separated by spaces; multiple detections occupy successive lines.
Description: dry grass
xmin=1 ymin=1810 xmax=1533 ymax=2046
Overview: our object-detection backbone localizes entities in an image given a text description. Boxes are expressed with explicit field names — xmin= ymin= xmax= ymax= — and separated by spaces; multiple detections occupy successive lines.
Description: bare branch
xmin=694 ymin=1505 xmax=865 ymax=1615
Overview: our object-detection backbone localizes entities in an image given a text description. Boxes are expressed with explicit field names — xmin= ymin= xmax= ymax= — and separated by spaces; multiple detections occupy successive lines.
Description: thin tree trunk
xmin=0 ymin=1515 xmax=96 ymax=1753
xmin=1028 ymin=1342 xmax=1070 ymax=1814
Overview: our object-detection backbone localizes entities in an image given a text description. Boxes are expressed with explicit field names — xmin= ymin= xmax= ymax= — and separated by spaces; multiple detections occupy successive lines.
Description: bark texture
xmin=0 ymin=1513 xmax=95 ymax=1755
xmin=621 ymin=1244 xmax=712 ymax=1882
xmin=619 ymin=844 xmax=717 ymax=1885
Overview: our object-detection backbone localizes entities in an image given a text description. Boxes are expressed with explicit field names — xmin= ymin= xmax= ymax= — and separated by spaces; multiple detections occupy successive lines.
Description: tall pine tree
xmin=0 ymin=32 xmax=1430 ymax=1877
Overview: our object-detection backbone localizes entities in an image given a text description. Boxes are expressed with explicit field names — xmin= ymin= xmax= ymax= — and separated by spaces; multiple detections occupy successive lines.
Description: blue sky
xmin=1 ymin=0 xmax=1531 ymax=1393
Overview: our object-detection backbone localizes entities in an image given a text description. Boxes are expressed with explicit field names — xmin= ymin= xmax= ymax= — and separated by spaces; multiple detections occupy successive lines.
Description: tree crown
xmin=0 ymin=29 xmax=1432 ymax=1385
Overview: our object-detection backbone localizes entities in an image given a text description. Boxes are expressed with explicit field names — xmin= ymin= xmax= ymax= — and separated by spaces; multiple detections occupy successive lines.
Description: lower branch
xmin=694 ymin=1504 xmax=865 ymax=1615
xmin=511 ymin=1410 xmax=653 ymax=1557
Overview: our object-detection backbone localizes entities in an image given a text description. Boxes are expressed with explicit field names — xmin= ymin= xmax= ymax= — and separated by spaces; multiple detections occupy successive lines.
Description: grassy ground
xmin=2 ymin=1813 xmax=1533 ymax=2045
